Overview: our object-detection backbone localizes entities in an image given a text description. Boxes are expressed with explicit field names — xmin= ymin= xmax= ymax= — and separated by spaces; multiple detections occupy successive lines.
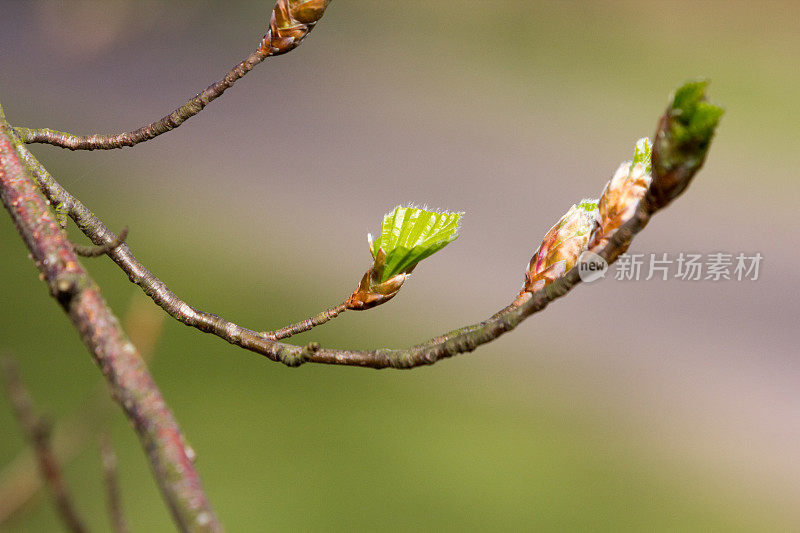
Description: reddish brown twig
xmin=13 ymin=0 xmax=331 ymax=151
xmin=0 ymin=117 xmax=222 ymax=532
xmin=1 ymin=357 xmax=88 ymax=533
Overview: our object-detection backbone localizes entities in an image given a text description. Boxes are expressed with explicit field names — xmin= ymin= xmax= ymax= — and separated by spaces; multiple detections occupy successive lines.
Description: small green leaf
xmin=671 ymin=80 xmax=708 ymax=116
xmin=650 ymin=79 xmax=723 ymax=208
xmin=667 ymin=79 xmax=724 ymax=147
xmin=370 ymin=206 xmax=463 ymax=282
xmin=631 ymin=137 xmax=652 ymax=174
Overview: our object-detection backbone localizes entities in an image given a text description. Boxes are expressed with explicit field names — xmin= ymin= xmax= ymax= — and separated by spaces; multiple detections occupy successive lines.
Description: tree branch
xmin=0 ymin=116 xmax=222 ymax=532
xmin=13 ymin=0 xmax=331 ymax=150
xmin=8 ymin=80 xmax=720 ymax=372
xmin=1 ymin=356 xmax=88 ymax=533
xmin=11 ymin=117 xmax=691 ymax=370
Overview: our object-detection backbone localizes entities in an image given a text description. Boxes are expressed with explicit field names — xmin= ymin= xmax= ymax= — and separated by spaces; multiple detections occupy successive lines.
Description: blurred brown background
xmin=1 ymin=1 xmax=798 ymax=530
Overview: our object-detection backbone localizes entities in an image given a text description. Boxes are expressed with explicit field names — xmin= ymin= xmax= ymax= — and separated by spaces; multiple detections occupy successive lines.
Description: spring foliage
xmin=369 ymin=206 xmax=463 ymax=282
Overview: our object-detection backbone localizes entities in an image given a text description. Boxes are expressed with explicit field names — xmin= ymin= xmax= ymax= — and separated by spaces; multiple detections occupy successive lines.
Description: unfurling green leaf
xmin=346 ymin=205 xmax=464 ymax=310
xmin=665 ymin=80 xmax=724 ymax=147
xmin=650 ymin=80 xmax=723 ymax=208
xmin=668 ymin=80 xmax=724 ymax=147
xmin=671 ymin=80 xmax=708 ymax=116
xmin=369 ymin=206 xmax=463 ymax=282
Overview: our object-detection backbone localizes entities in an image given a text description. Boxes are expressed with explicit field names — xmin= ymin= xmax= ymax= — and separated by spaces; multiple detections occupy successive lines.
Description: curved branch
xmin=13 ymin=49 xmax=266 ymax=150
xmin=0 ymin=117 xmax=222 ymax=532
xmin=13 ymin=0 xmax=331 ymax=151
xmin=11 ymin=82 xmax=717 ymax=370
xmin=302 ymin=204 xmax=653 ymax=368
xmin=15 ymin=135 xmax=661 ymax=370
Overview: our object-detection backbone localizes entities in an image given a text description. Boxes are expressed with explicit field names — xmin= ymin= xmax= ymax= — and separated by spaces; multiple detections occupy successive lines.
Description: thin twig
xmin=261 ymin=303 xmax=348 ymax=340
xmin=13 ymin=49 xmax=265 ymax=151
xmin=13 ymin=0 xmax=332 ymax=150
xmin=1 ymin=357 xmax=88 ymax=533
xmin=99 ymin=435 xmax=129 ymax=533
xmin=73 ymin=226 xmax=128 ymax=257
xmin=0 ymin=116 xmax=222 ymax=532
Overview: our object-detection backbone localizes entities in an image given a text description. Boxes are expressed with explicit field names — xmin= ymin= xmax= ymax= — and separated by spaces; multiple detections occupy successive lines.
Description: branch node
xmin=279 ymin=342 xmax=319 ymax=367
xmin=72 ymin=226 xmax=129 ymax=257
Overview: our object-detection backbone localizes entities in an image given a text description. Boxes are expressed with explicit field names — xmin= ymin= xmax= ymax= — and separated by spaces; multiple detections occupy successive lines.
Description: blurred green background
xmin=1 ymin=1 xmax=798 ymax=530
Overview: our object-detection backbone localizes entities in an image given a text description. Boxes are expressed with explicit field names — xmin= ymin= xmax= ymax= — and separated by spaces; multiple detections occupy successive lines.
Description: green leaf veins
xmin=370 ymin=206 xmax=463 ymax=282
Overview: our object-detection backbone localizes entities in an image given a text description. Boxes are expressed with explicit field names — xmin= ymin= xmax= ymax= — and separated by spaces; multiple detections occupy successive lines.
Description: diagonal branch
xmin=1 ymin=356 xmax=88 ymax=533
xmin=13 ymin=0 xmax=331 ymax=150
xmin=0 ymin=115 xmax=222 ymax=532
